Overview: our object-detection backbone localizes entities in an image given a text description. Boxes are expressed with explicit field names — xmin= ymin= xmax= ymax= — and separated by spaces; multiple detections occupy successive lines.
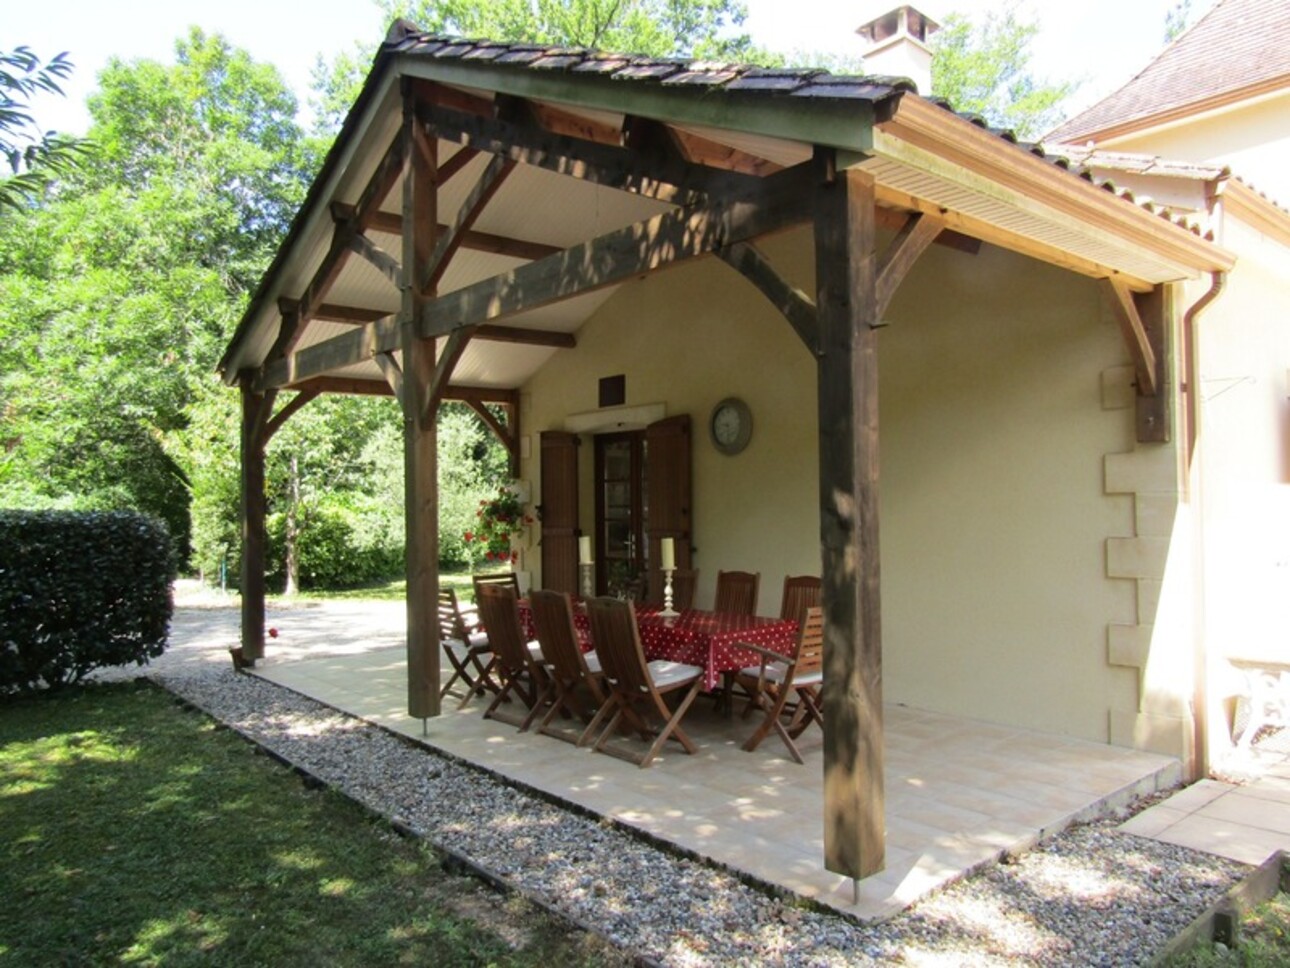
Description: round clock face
xmin=710 ymin=398 xmax=751 ymax=455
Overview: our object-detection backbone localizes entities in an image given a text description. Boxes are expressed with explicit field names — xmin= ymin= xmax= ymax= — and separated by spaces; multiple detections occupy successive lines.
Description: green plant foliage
xmin=0 ymin=510 xmax=175 ymax=693
xmin=930 ymin=4 xmax=1079 ymax=141
xmin=311 ymin=0 xmax=777 ymax=137
xmin=0 ymin=32 xmax=318 ymax=566
xmin=465 ymin=487 xmax=532 ymax=564
xmin=0 ymin=681 xmax=622 ymax=965
xmin=0 ymin=46 xmax=93 ymax=210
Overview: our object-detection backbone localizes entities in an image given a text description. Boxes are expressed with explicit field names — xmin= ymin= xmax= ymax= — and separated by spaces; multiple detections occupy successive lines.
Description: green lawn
xmin=0 ymin=681 xmax=621 ymax=967
xmin=268 ymin=570 xmax=480 ymax=604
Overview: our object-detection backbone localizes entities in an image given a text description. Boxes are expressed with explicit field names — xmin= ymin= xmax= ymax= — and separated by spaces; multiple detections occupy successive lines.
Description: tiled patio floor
xmin=254 ymin=642 xmax=1180 ymax=921
xmin=1121 ymin=742 xmax=1290 ymax=866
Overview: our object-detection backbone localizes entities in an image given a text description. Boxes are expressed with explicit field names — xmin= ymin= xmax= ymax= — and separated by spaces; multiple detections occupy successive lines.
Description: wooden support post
xmin=239 ymin=381 xmax=274 ymax=663
xmin=401 ymin=85 xmax=440 ymax=720
xmin=813 ymin=150 xmax=885 ymax=881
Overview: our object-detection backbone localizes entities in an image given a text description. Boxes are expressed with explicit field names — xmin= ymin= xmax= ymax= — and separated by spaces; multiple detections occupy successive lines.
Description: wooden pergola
xmin=219 ymin=23 xmax=1234 ymax=883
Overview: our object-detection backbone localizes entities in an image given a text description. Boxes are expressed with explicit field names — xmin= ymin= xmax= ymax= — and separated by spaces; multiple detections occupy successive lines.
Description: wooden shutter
xmin=645 ymin=415 xmax=692 ymax=601
xmin=540 ymin=431 xmax=580 ymax=594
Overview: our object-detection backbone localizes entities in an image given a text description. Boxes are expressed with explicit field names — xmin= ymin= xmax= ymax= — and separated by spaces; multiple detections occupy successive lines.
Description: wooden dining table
xmin=518 ymin=599 xmax=798 ymax=692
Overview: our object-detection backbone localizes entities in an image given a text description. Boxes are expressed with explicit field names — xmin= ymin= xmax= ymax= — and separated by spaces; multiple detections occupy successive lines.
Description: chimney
xmin=856 ymin=5 xmax=940 ymax=95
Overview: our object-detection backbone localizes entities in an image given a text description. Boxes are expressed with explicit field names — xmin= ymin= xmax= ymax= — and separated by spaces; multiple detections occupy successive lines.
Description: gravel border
xmin=125 ymin=631 xmax=1249 ymax=968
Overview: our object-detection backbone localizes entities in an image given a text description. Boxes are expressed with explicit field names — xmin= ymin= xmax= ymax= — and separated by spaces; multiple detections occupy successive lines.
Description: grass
xmin=0 ymin=681 xmax=623 ymax=967
xmin=1169 ymin=891 xmax=1290 ymax=966
xmin=265 ymin=570 xmax=480 ymax=604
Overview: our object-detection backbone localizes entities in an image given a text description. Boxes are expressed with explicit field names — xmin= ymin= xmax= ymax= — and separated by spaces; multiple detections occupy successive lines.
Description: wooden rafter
xmin=277 ymin=135 xmax=406 ymax=354
xmin=716 ymin=242 xmax=819 ymax=355
xmin=422 ymin=153 xmax=516 ymax=294
xmin=529 ymin=100 xmax=622 ymax=146
xmin=420 ymin=161 xmax=815 ymax=337
xmin=262 ymin=161 xmax=815 ymax=395
xmin=875 ymin=212 xmax=944 ymax=321
xmin=416 ymin=101 xmax=765 ymax=205
xmin=284 ymin=376 xmax=520 ymax=412
xmin=669 ymin=126 xmax=784 ymax=177
xmin=255 ymin=314 xmax=400 ymax=392
xmin=347 ymin=231 xmax=402 ymax=288
xmin=366 ymin=210 xmax=560 ymax=261
xmin=313 ymin=305 xmax=576 ymax=347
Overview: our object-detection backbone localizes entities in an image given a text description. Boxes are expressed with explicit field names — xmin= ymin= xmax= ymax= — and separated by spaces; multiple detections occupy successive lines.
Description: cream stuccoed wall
xmin=519 ymin=228 xmax=1146 ymax=744
xmin=1105 ymin=90 xmax=1290 ymax=206
xmin=1191 ymin=213 xmax=1290 ymax=758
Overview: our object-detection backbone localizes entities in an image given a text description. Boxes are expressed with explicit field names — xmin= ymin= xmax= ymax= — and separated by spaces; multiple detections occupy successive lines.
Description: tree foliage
xmin=1164 ymin=1 xmax=1197 ymax=43
xmin=0 ymin=46 xmax=91 ymax=210
xmin=930 ymin=5 xmax=1078 ymax=141
xmin=311 ymin=0 xmax=771 ymax=136
xmin=386 ymin=0 xmax=756 ymax=58
xmin=0 ymin=31 xmax=316 ymax=561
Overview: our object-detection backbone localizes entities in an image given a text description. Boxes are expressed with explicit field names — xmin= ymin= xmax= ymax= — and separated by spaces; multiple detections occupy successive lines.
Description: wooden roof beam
xmin=313 ymin=304 xmax=575 ymax=347
xmin=417 ymin=101 xmax=765 ymax=205
xmin=365 ymin=210 xmax=560 ymax=261
xmin=420 ymin=160 xmax=816 ymax=337
xmin=422 ymin=153 xmax=516 ymax=294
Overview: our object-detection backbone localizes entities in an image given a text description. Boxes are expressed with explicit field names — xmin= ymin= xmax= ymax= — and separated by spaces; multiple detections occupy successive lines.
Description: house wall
xmin=1191 ymin=212 xmax=1290 ymax=757
xmin=1107 ymin=90 xmax=1290 ymax=206
xmin=519 ymin=229 xmax=1151 ymax=745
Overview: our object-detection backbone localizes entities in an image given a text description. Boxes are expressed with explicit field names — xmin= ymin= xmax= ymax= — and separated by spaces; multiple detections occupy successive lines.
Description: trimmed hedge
xmin=0 ymin=510 xmax=175 ymax=693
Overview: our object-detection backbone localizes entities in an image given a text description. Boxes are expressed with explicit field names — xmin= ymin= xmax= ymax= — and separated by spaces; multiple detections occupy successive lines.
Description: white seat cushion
xmin=739 ymin=663 xmax=821 ymax=687
xmin=646 ymin=659 xmax=702 ymax=688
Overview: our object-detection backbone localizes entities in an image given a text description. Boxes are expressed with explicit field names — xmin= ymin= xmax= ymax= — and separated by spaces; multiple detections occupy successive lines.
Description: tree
xmin=387 ymin=0 xmax=756 ymax=58
xmin=310 ymin=0 xmax=772 ymax=136
xmin=0 ymin=32 xmax=316 ymax=561
xmin=930 ymin=5 xmax=1078 ymax=141
xmin=1164 ymin=1 xmax=1196 ymax=42
xmin=0 ymin=46 xmax=91 ymax=210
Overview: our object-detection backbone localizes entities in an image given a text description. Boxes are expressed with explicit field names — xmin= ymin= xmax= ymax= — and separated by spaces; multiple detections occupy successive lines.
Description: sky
xmin=9 ymin=0 xmax=1191 ymax=137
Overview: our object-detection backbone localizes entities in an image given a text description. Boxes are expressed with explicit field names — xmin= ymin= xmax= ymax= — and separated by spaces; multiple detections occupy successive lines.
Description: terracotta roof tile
xmin=1049 ymin=0 xmax=1290 ymax=142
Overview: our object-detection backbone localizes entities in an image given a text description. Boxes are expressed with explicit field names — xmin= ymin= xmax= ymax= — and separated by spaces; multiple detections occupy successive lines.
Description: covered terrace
xmin=218 ymin=21 xmax=1235 ymax=892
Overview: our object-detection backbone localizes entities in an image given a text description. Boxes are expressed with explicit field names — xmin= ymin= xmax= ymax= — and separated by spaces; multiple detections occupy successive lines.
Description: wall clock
xmin=709 ymin=397 xmax=752 ymax=455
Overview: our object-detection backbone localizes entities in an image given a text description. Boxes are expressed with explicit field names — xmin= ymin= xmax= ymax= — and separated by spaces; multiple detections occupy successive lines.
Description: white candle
xmin=660 ymin=537 xmax=675 ymax=571
xmin=578 ymin=535 xmax=592 ymax=564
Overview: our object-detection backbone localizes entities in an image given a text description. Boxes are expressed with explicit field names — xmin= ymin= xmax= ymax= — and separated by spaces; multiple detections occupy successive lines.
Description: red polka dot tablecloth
xmin=519 ymin=601 xmax=798 ymax=692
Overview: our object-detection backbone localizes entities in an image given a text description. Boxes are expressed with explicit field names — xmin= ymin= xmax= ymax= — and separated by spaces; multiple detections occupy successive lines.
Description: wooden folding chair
xmin=735 ymin=606 xmax=825 ymax=764
xmin=529 ymin=589 xmax=605 ymax=745
xmin=714 ymin=569 xmax=759 ymax=615
xmin=583 ymin=596 xmax=704 ymax=767
xmin=475 ymin=583 xmax=545 ymax=730
xmin=724 ymin=575 xmax=821 ymax=715
xmin=438 ymin=587 xmax=496 ymax=709
xmin=472 ymin=571 xmax=520 ymax=601
xmin=779 ymin=575 xmax=822 ymax=626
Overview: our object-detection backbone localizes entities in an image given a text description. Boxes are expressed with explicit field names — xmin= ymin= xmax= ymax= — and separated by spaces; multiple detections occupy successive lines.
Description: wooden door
xmin=539 ymin=431 xmax=580 ymax=594
xmin=645 ymin=415 xmax=692 ymax=602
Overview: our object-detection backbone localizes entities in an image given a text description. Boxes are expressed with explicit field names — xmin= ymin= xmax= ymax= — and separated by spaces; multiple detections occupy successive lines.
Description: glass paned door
xmin=594 ymin=432 xmax=647 ymax=596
